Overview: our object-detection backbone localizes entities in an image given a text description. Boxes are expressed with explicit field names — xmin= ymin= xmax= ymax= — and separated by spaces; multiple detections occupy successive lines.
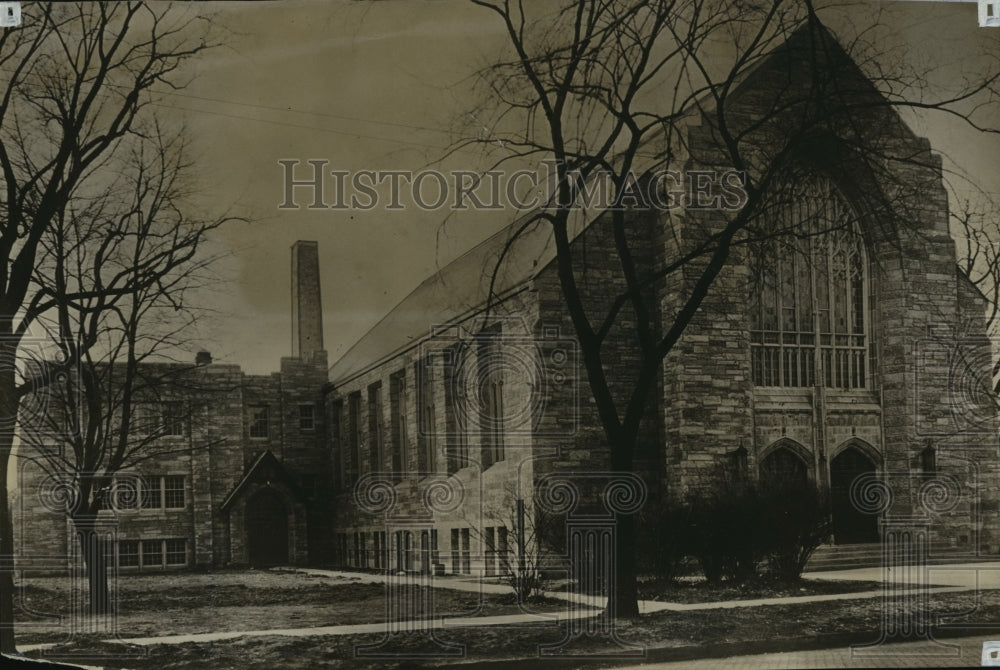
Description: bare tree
xmin=466 ymin=483 xmax=564 ymax=601
xmin=953 ymin=195 xmax=1000 ymax=355
xmin=0 ymin=2 xmax=217 ymax=652
xmin=18 ymin=126 xmax=230 ymax=618
xmin=464 ymin=0 xmax=1000 ymax=618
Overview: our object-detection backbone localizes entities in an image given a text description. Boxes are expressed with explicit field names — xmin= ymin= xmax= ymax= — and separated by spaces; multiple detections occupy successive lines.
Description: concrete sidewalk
xmin=23 ymin=561 xmax=1000 ymax=651
xmin=296 ymin=565 xmax=992 ymax=614
xmin=804 ymin=561 xmax=1000 ymax=588
xmin=608 ymin=634 xmax=997 ymax=669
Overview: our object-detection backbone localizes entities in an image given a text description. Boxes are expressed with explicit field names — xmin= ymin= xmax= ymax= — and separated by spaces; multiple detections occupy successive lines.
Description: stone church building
xmin=13 ymin=23 xmax=1000 ymax=574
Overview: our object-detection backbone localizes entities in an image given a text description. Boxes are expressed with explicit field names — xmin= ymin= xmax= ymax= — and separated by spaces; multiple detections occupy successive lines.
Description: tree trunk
xmin=0 ymin=350 xmax=18 ymax=653
xmin=74 ymin=518 xmax=110 ymax=617
xmin=609 ymin=510 xmax=640 ymax=618
xmin=605 ymin=436 xmax=641 ymax=619
xmin=0 ymin=442 xmax=15 ymax=654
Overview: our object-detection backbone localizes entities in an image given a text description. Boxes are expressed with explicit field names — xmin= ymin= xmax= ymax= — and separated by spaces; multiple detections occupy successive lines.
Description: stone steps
xmin=805 ymin=543 xmax=987 ymax=572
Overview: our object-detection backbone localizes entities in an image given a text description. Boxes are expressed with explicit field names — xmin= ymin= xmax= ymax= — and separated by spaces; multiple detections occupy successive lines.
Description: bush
xmin=637 ymin=478 xmax=831 ymax=585
xmin=759 ymin=479 xmax=830 ymax=580
xmin=687 ymin=483 xmax=768 ymax=583
xmin=636 ymin=499 xmax=690 ymax=583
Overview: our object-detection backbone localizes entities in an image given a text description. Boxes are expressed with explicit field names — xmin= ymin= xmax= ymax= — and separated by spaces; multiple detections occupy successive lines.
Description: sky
xmin=156 ymin=0 xmax=1000 ymax=375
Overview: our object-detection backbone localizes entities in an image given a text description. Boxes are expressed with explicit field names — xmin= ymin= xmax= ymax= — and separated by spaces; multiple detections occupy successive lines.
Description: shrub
xmin=759 ymin=479 xmax=830 ymax=580
xmin=636 ymin=499 xmax=690 ymax=583
xmin=687 ymin=483 xmax=768 ymax=583
xmin=635 ymin=477 xmax=831 ymax=586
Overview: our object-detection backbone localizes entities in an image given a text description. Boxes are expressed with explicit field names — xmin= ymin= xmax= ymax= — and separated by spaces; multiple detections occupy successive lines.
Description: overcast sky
xmin=166 ymin=0 xmax=1000 ymax=375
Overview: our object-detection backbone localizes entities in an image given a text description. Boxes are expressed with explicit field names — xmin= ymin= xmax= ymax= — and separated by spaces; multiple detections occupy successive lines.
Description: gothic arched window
xmin=750 ymin=175 xmax=869 ymax=389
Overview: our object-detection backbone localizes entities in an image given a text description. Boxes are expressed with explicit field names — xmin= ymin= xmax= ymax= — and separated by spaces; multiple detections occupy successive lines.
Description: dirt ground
xmin=18 ymin=568 xmax=986 ymax=668
xmin=23 ymin=588 xmax=1000 ymax=669
xmin=13 ymin=568 xmax=563 ymax=646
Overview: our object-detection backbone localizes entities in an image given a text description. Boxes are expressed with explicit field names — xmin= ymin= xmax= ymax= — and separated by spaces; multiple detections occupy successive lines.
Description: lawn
xmin=635 ymin=575 xmax=884 ymax=603
xmin=17 ymin=568 xmax=994 ymax=669
xmin=13 ymin=569 xmax=565 ymax=646
xmin=26 ymin=588 xmax=1000 ymax=669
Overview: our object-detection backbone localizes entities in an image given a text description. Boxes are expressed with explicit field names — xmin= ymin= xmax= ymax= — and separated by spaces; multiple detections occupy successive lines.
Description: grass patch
xmin=13 ymin=569 xmax=568 ymax=646
xmin=22 ymin=588 xmax=1000 ymax=669
xmin=636 ymin=575 xmax=884 ymax=603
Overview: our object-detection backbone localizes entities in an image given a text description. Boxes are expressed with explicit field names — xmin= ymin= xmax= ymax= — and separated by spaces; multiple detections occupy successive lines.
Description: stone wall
xmin=650 ymin=26 xmax=1000 ymax=554
xmin=326 ymin=289 xmax=540 ymax=574
xmin=14 ymin=352 xmax=333 ymax=572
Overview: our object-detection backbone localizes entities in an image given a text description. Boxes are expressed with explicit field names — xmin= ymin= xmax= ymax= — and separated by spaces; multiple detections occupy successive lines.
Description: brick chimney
xmin=291 ymin=240 xmax=325 ymax=361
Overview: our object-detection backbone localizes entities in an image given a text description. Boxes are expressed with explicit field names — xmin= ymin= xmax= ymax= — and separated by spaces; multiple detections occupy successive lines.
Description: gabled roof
xmin=220 ymin=450 xmax=305 ymax=511
xmin=328 ymin=20 xmax=905 ymax=388
xmin=328 ymin=211 xmax=588 ymax=385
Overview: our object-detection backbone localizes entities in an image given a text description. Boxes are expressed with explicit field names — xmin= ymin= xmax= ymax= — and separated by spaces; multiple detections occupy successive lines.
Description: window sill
xmin=753 ymin=386 xmax=879 ymax=411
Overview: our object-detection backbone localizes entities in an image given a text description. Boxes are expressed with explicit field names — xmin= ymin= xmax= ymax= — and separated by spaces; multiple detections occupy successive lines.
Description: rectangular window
xmin=416 ymin=355 xmax=436 ymax=473
xmin=115 ymin=477 xmax=139 ymax=510
xmin=374 ymin=531 xmax=382 ymax=569
xmin=331 ymin=400 xmax=344 ymax=489
xmin=165 ymin=539 xmax=186 ymax=566
xmin=444 ymin=344 xmax=468 ymax=475
xmin=337 ymin=533 xmax=349 ymax=567
xmin=142 ymin=540 xmax=162 ymax=569
xmin=497 ymin=526 xmax=509 ymax=575
xmin=348 ymin=392 xmax=361 ymax=484
xmin=140 ymin=476 xmax=162 ymax=509
xmin=403 ymin=530 xmax=413 ymax=571
xmin=96 ymin=478 xmax=112 ymax=511
xmin=299 ymin=404 xmax=315 ymax=432
xmin=450 ymin=528 xmax=460 ymax=575
xmin=461 ymin=528 xmax=471 ymax=575
xmin=367 ymin=382 xmax=383 ymax=473
xmin=164 ymin=476 xmax=185 ymax=509
xmin=249 ymin=405 xmax=269 ymax=439
xmin=484 ymin=527 xmax=496 ymax=577
xmin=131 ymin=404 xmax=154 ymax=435
xmin=118 ymin=540 xmax=139 ymax=568
xmin=478 ymin=326 xmax=505 ymax=468
xmin=353 ymin=531 xmax=360 ymax=568
xmin=921 ymin=446 xmax=937 ymax=481
xmin=162 ymin=401 xmax=186 ymax=437
xmin=390 ymin=370 xmax=408 ymax=481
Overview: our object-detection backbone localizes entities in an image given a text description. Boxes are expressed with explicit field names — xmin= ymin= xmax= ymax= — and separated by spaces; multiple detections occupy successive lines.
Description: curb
xmin=441 ymin=626 xmax=1000 ymax=669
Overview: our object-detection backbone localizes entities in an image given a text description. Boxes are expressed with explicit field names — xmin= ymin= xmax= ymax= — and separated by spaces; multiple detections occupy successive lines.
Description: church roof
xmin=327 ymin=20 xmax=896 ymax=388
xmin=328 ymin=211 xmax=588 ymax=385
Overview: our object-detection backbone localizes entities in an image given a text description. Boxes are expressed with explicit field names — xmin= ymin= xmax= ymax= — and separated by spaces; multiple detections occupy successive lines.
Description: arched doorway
xmin=247 ymin=488 xmax=289 ymax=566
xmin=830 ymin=446 xmax=879 ymax=544
xmin=759 ymin=446 xmax=810 ymax=487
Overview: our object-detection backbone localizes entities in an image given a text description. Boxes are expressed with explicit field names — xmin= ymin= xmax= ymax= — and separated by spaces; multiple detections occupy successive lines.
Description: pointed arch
xmin=758 ymin=438 xmax=812 ymax=465
xmin=749 ymin=167 xmax=871 ymax=390
xmin=830 ymin=439 xmax=881 ymax=543
xmin=830 ymin=437 xmax=881 ymax=466
xmin=758 ymin=438 xmax=812 ymax=485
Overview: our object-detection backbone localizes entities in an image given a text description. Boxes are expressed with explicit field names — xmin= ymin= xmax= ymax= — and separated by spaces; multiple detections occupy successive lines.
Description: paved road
xmin=610 ymin=635 xmax=1000 ymax=669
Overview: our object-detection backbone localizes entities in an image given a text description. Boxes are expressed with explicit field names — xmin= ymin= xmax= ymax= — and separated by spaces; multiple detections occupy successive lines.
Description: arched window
xmin=750 ymin=174 xmax=868 ymax=389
